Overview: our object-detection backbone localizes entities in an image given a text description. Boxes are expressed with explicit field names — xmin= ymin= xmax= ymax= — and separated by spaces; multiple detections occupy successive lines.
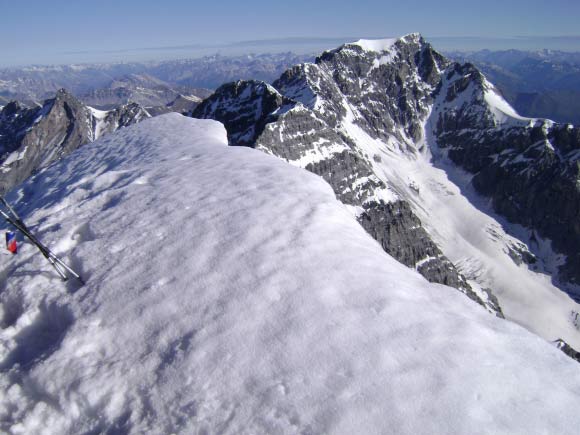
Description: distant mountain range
xmin=77 ymin=73 xmax=211 ymax=110
xmin=3 ymin=49 xmax=580 ymax=126
xmin=0 ymin=52 xmax=314 ymax=107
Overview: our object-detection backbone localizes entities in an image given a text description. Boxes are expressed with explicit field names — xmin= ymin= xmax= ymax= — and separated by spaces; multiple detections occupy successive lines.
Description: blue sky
xmin=2 ymin=0 xmax=580 ymax=66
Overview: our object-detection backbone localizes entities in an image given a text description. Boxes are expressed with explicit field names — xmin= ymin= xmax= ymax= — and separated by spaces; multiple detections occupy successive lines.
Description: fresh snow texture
xmin=482 ymin=78 xmax=531 ymax=124
xmin=352 ymin=38 xmax=397 ymax=53
xmin=1 ymin=114 xmax=580 ymax=434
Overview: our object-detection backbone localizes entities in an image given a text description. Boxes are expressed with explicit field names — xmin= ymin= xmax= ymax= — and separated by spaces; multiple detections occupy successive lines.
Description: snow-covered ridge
xmin=351 ymin=33 xmax=421 ymax=53
xmin=1 ymin=114 xmax=580 ymax=433
xmin=352 ymin=37 xmax=397 ymax=53
xmin=482 ymin=77 xmax=532 ymax=124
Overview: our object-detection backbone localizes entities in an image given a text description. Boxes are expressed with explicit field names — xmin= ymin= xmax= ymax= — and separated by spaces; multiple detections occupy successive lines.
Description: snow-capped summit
xmin=1 ymin=114 xmax=580 ymax=434
xmin=351 ymin=37 xmax=398 ymax=53
xmin=193 ymin=33 xmax=580 ymax=351
xmin=351 ymin=33 xmax=422 ymax=53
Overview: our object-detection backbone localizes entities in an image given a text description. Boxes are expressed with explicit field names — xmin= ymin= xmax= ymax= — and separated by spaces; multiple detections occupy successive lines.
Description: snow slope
xmin=0 ymin=114 xmax=579 ymax=434
xmin=333 ymin=95 xmax=580 ymax=349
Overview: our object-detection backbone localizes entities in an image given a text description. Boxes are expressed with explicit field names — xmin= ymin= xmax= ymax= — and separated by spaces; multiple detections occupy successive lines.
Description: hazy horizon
xmin=2 ymin=0 xmax=580 ymax=67
xmin=2 ymin=34 xmax=580 ymax=69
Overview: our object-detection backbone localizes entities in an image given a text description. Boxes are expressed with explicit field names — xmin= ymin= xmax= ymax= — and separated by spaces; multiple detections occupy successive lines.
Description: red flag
xmin=6 ymin=231 xmax=17 ymax=254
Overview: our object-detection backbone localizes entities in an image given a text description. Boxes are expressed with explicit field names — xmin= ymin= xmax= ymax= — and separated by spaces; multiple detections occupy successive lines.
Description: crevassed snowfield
xmin=0 ymin=114 xmax=579 ymax=434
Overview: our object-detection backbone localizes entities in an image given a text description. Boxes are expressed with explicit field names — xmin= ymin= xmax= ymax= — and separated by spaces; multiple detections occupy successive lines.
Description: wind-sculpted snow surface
xmin=1 ymin=114 xmax=580 ymax=434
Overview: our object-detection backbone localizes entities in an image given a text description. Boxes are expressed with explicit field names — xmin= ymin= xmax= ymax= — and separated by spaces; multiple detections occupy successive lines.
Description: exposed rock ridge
xmin=554 ymin=339 xmax=580 ymax=363
xmin=0 ymin=89 xmax=149 ymax=195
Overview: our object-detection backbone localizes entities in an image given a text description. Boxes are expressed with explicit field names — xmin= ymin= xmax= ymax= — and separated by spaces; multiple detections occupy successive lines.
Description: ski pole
xmin=0 ymin=208 xmax=69 ymax=281
xmin=0 ymin=197 xmax=20 ymax=221
xmin=0 ymin=198 xmax=84 ymax=284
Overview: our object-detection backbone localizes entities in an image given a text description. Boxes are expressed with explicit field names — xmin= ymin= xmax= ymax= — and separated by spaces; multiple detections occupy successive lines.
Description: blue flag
xmin=6 ymin=231 xmax=17 ymax=254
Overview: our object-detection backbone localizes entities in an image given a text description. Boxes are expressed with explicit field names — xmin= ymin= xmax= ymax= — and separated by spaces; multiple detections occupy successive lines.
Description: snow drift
xmin=0 ymin=114 xmax=579 ymax=434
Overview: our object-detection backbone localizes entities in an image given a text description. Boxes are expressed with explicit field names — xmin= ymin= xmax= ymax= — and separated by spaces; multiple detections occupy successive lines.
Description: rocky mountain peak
xmin=52 ymin=88 xmax=89 ymax=110
xmin=1 ymin=101 xmax=22 ymax=117
xmin=326 ymin=32 xmax=448 ymax=86
xmin=193 ymin=33 xmax=580 ymax=339
xmin=193 ymin=36 xmax=502 ymax=315
xmin=272 ymin=33 xmax=450 ymax=146
xmin=193 ymin=80 xmax=294 ymax=146
xmin=55 ymin=87 xmax=73 ymax=98
xmin=0 ymin=90 xmax=150 ymax=194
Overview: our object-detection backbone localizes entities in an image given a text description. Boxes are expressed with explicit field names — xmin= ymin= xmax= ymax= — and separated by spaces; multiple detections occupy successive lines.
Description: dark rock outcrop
xmin=193 ymin=80 xmax=294 ymax=146
xmin=0 ymin=89 xmax=149 ymax=195
xmin=554 ymin=339 xmax=580 ymax=364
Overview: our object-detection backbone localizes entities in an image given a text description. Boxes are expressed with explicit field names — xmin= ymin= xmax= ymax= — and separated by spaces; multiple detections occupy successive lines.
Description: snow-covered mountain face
xmin=193 ymin=34 xmax=580 ymax=350
xmin=193 ymin=37 xmax=492 ymax=314
xmin=0 ymin=89 xmax=149 ymax=195
xmin=434 ymin=63 xmax=580 ymax=285
xmin=444 ymin=49 xmax=580 ymax=125
xmin=1 ymin=114 xmax=580 ymax=434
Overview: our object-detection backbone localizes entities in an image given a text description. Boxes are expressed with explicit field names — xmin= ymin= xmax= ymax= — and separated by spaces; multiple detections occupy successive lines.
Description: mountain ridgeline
xmin=193 ymin=34 xmax=580 ymax=318
xmin=0 ymin=88 xmax=209 ymax=195
xmin=0 ymin=90 xmax=150 ymax=195
xmin=0 ymin=53 xmax=313 ymax=104
xmin=435 ymin=63 xmax=580 ymax=285
xmin=446 ymin=49 xmax=580 ymax=125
